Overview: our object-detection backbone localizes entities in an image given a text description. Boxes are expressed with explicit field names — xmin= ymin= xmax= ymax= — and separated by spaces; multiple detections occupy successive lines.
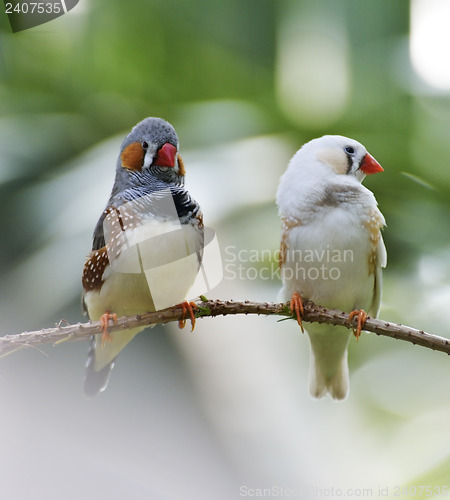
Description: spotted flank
xmin=82 ymin=247 xmax=109 ymax=292
xmin=279 ymin=216 xmax=302 ymax=268
xmin=82 ymin=205 xmax=137 ymax=292
xmin=364 ymin=208 xmax=385 ymax=276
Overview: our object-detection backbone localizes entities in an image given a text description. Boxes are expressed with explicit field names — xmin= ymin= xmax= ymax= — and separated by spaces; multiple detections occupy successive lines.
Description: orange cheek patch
xmin=317 ymin=149 xmax=348 ymax=175
xmin=178 ymin=153 xmax=186 ymax=176
xmin=121 ymin=142 xmax=145 ymax=170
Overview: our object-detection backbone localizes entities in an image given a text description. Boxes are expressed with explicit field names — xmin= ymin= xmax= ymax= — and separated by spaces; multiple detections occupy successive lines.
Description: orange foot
xmin=348 ymin=309 xmax=368 ymax=341
xmin=99 ymin=311 xmax=118 ymax=346
xmin=290 ymin=292 xmax=304 ymax=333
xmin=177 ymin=301 xmax=198 ymax=331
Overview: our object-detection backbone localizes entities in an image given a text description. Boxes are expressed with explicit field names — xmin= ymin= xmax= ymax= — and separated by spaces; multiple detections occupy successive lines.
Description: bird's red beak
xmin=360 ymin=153 xmax=384 ymax=175
xmin=154 ymin=143 xmax=177 ymax=167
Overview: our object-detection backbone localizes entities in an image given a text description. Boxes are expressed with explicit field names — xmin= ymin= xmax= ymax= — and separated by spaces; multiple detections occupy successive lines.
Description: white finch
xmin=276 ymin=135 xmax=386 ymax=400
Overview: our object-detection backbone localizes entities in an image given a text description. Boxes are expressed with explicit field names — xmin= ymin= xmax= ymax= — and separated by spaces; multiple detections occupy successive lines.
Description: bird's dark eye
xmin=345 ymin=146 xmax=355 ymax=155
xmin=141 ymin=141 xmax=149 ymax=150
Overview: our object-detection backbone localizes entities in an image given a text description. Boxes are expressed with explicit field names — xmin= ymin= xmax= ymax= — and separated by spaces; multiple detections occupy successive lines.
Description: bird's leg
xmin=176 ymin=301 xmax=198 ymax=331
xmin=99 ymin=311 xmax=117 ymax=346
xmin=348 ymin=309 xmax=367 ymax=341
xmin=290 ymin=292 xmax=304 ymax=333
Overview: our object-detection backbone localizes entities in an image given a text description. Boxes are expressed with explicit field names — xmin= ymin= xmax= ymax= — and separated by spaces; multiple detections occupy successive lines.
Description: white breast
xmin=85 ymin=219 xmax=203 ymax=320
xmin=279 ymin=207 xmax=376 ymax=312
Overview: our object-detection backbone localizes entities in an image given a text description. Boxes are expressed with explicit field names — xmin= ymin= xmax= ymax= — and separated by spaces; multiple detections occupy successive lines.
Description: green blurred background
xmin=1 ymin=0 xmax=450 ymax=498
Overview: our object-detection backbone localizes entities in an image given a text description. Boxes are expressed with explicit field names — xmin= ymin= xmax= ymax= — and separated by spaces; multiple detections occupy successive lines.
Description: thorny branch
xmin=1 ymin=299 xmax=449 ymax=357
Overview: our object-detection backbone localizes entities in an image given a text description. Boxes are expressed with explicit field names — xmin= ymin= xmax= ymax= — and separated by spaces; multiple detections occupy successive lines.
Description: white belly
xmin=280 ymin=209 xmax=374 ymax=311
xmin=85 ymin=219 xmax=202 ymax=320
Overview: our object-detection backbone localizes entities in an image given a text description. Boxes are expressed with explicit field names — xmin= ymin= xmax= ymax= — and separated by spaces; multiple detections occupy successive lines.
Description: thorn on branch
xmin=0 ymin=299 xmax=449 ymax=357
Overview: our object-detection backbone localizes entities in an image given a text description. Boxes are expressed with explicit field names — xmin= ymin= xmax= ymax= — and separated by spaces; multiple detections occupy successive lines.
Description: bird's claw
xmin=177 ymin=301 xmax=198 ymax=331
xmin=290 ymin=292 xmax=304 ymax=333
xmin=348 ymin=309 xmax=367 ymax=341
xmin=99 ymin=311 xmax=117 ymax=346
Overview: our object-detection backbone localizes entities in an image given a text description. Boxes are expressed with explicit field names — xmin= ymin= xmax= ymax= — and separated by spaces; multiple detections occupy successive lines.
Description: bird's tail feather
xmin=306 ymin=324 xmax=351 ymax=401
xmin=84 ymin=336 xmax=115 ymax=397
xmin=309 ymin=348 xmax=349 ymax=401
xmin=84 ymin=327 xmax=143 ymax=397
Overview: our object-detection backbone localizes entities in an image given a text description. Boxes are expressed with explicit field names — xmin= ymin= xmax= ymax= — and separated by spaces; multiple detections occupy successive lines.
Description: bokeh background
xmin=1 ymin=0 xmax=450 ymax=498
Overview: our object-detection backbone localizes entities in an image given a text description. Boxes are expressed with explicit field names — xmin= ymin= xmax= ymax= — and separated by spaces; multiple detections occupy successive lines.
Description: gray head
xmin=113 ymin=117 xmax=186 ymax=193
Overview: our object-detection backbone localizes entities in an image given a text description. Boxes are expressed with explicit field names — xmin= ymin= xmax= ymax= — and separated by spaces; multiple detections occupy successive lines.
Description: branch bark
xmin=1 ymin=299 xmax=449 ymax=357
